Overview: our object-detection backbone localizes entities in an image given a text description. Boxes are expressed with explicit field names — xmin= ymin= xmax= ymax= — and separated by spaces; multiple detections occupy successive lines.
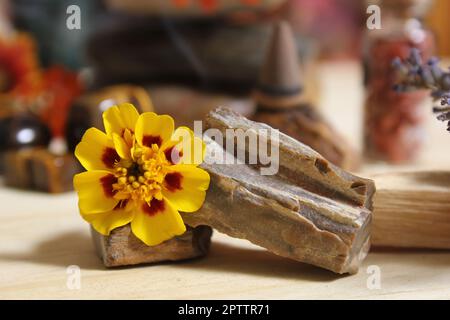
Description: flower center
xmin=112 ymin=144 xmax=170 ymax=202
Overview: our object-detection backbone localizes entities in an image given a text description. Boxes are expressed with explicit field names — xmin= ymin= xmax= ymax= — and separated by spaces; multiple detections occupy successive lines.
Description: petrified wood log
xmin=371 ymin=171 xmax=450 ymax=249
xmin=180 ymin=108 xmax=375 ymax=274
xmin=92 ymin=225 xmax=212 ymax=267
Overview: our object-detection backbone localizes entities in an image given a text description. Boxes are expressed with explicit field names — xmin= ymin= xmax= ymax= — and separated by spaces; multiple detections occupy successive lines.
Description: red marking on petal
xmin=100 ymin=174 xmax=117 ymax=198
xmin=142 ymin=198 xmax=165 ymax=216
xmin=114 ymin=199 xmax=129 ymax=210
xmin=142 ymin=135 xmax=162 ymax=148
xmin=165 ymin=172 xmax=183 ymax=192
xmin=101 ymin=147 xmax=120 ymax=168
xmin=164 ymin=146 xmax=183 ymax=164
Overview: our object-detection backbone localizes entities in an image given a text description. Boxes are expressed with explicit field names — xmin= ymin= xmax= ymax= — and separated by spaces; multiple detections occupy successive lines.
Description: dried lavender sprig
xmin=393 ymin=48 xmax=450 ymax=131
xmin=433 ymin=97 xmax=450 ymax=131
xmin=441 ymin=95 xmax=450 ymax=106
xmin=392 ymin=48 xmax=450 ymax=98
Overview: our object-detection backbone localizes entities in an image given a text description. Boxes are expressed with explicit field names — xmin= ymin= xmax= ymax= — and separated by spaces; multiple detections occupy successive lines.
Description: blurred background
xmin=0 ymin=0 xmax=450 ymax=193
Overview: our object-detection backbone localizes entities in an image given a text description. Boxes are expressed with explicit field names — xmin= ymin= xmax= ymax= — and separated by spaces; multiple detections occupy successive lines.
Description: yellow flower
xmin=73 ymin=103 xmax=210 ymax=246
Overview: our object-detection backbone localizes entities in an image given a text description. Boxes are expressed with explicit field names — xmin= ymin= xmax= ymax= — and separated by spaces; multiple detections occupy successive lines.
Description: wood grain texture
xmin=0 ymin=188 xmax=449 ymax=299
xmin=372 ymin=171 xmax=450 ymax=249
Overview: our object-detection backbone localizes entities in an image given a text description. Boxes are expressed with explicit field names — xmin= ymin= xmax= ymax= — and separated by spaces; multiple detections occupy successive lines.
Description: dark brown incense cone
xmin=254 ymin=21 xmax=304 ymax=109
xmin=252 ymin=21 xmax=360 ymax=170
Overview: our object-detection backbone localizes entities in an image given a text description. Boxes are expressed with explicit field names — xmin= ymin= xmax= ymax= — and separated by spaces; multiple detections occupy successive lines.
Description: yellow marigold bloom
xmin=73 ymin=103 xmax=210 ymax=246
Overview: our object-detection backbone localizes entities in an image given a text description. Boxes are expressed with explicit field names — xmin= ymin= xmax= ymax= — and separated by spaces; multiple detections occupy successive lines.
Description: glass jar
xmin=363 ymin=1 xmax=435 ymax=163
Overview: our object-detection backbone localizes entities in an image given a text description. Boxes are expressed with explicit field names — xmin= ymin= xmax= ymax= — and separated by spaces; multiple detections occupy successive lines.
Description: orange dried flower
xmin=0 ymin=33 xmax=40 ymax=96
xmin=38 ymin=66 xmax=83 ymax=138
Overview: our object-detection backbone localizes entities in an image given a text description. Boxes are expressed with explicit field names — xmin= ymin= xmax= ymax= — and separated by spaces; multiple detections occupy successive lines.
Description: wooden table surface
xmin=1 ymin=61 xmax=450 ymax=300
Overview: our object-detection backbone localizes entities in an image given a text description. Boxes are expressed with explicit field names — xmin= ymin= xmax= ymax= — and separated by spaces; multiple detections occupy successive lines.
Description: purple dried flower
xmin=393 ymin=49 xmax=450 ymax=131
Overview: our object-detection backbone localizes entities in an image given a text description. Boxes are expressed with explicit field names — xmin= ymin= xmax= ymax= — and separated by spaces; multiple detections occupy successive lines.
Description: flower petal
xmin=162 ymin=127 xmax=205 ymax=165
xmin=130 ymin=198 xmax=186 ymax=246
xmin=81 ymin=202 xmax=134 ymax=235
xmin=162 ymin=164 xmax=210 ymax=212
xmin=73 ymin=171 xmax=119 ymax=214
xmin=135 ymin=112 xmax=174 ymax=148
xmin=112 ymin=133 xmax=131 ymax=160
xmin=75 ymin=128 xmax=121 ymax=171
xmin=103 ymin=103 xmax=139 ymax=138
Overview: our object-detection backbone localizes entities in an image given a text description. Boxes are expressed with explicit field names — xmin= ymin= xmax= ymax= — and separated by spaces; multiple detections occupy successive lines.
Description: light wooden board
xmin=1 ymin=61 xmax=450 ymax=299
xmin=1 ymin=187 xmax=450 ymax=299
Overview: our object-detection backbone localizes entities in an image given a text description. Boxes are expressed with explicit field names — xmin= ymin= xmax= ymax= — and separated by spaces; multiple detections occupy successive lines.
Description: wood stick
xmin=181 ymin=108 xmax=375 ymax=274
xmin=371 ymin=171 xmax=450 ymax=249
xmin=92 ymin=225 xmax=212 ymax=267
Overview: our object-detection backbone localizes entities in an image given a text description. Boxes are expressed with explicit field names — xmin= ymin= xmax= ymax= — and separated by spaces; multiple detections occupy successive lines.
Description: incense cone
xmin=252 ymin=21 xmax=359 ymax=170
xmin=255 ymin=21 xmax=304 ymax=109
